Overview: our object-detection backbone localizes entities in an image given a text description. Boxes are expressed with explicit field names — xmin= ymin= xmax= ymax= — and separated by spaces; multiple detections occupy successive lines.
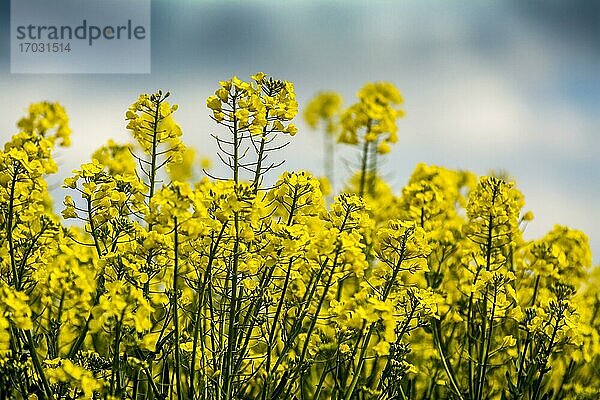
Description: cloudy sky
xmin=0 ymin=0 xmax=598 ymax=262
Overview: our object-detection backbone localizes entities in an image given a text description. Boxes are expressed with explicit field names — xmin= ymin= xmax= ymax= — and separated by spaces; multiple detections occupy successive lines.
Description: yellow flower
xmin=304 ymin=91 xmax=343 ymax=135
xmin=372 ymin=341 xmax=390 ymax=356
xmin=0 ymin=284 xmax=33 ymax=330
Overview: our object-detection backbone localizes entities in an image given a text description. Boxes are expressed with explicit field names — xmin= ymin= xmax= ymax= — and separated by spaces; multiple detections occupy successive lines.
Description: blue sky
xmin=0 ymin=0 xmax=599 ymax=262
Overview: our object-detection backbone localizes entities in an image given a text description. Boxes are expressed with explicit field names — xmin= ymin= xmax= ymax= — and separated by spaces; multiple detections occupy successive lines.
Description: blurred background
xmin=0 ymin=0 xmax=598 ymax=262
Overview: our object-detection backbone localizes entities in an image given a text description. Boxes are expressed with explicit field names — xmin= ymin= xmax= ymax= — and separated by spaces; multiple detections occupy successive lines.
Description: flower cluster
xmin=339 ymin=81 xmax=404 ymax=154
xmin=304 ymin=91 xmax=343 ymax=135
xmin=0 ymin=75 xmax=597 ymax=400
xmin=206 ymin=73 xmax=298 ymax=136
xmin=206 ymin=73 xmax=299 ymax=190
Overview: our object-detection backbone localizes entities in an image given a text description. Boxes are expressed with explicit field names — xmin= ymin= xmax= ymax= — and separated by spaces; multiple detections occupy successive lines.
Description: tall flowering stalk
xmin=338 ymin=82 xmax=404 ymax=197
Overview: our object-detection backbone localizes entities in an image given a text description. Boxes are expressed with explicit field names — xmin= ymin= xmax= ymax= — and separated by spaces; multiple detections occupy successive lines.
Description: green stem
xmin=313 ymin=365 xmax=329 ymax=400
xmin=148 ymin=94 xmax=161 ymax=204
xmin=343 ymin=233 xmax=408 ymax=400
xmin=432 ymin=319 xmax=465 ymax=400
xmin=267 ymin=256 xmax=331 ymax=385
xmin=25 ymin=330 xmax=53 ymax=399
xmin=476 ymin=286 xmax=498 ymax=400
xmin=7 ymin=169 xmax=19 ymax=289
xmin=232 ymin=94 xmax=239 ymax=184
xmin=252 ymin=109 xmax=270 ymax=193
xmin=343 ymin=323 xmax=376 ymax=400
xmin=223 ymin=211 xmax=240 ymax=399
xmin=531 ymin=314 xmax=562 ymax=400
xmin=173 ymin=217 xmax=183 ymax=400
xmin=110 ymin=318 xmax=123 ymax=395
xmin=87 ymin=197 xmax=104 ymax=257
xmin=358 ymin=119 xmax=373 ymax=197
xmin=358 ymin=140 xmax=370 ymax=198
xmin=189 ymin=222 xmax=227 ymax=394
xmin=262 ymin=259 xmax=295 ymax=399
xmin=67 ymin=200 xmax=106 ymax=358
xmin=474 ymin=182 xmax=499 ymax=400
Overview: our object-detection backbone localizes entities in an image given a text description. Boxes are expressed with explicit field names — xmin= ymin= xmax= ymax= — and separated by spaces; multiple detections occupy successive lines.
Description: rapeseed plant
xmin=0 ymin=74 xmax=597 ymax=400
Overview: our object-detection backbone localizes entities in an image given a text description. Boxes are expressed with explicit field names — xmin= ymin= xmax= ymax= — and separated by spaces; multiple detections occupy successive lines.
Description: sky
xmin=0 ymin=0 xmax=598 ymax=263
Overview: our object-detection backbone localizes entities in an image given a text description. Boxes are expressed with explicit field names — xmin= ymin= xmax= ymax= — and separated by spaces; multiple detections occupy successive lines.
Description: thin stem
xmin=148 ymin=95 xmax=162 ymax=204
xmin=223 ymin=211 xmax=240 ymax=398
xmin=476 ymin=285 xmax=498 ymax=400
xmin=189 ymin=222 xmax=228 ymax=394
xmin=173 ymin=217 xmax=183 ymax=400
xmin=313 ymin=365 xmax=330 ymax=400
xmin=87 ymin=196 xmax=103 ymax=257
xmin=25 ymin=330 xmax=53 ymax=399
xmin=358 ymin=140 xmax=370 ymax=198
xmin=343 ymin=233 xmax=408 ymax=400
xmin=110 ymin=318 xmax=123 ymax=395
xmin=7 ymin=170 xmax=19 ymax=289
xmin=432 ymin=319 xmax=465 ymax=400
xmin=252 ymin=109 xmax=270 ymax=193
xmin=232 ymin=94 xmax=239 ymax=184
xmin=474 ymin=182 xmax=499 ymax=400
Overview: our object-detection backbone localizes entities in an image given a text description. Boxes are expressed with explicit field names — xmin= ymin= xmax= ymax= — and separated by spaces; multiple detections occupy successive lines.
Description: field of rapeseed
xmin=0 ymin=74 xmax=598 ymax=400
